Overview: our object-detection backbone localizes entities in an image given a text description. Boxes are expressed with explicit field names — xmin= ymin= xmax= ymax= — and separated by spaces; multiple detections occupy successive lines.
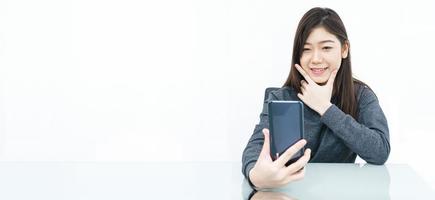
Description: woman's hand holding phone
xmin=249 ymin=128 xmax=311 ymax=189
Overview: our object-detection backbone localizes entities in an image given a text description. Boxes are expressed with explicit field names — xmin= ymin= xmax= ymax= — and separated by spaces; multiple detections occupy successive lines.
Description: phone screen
xmin=268 ymin=101 xmax=304 ymax=166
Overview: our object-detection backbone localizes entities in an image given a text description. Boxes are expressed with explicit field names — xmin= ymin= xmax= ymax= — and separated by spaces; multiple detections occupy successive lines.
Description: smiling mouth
xmin=310 ymin=67 xmax=329 ymax=75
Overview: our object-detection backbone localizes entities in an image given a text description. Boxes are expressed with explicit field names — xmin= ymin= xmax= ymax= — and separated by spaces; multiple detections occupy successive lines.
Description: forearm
xmin=242 ymin=124 xmax=264 ymax=179
xmin=320 ymin=105 xmax=390 ymax=164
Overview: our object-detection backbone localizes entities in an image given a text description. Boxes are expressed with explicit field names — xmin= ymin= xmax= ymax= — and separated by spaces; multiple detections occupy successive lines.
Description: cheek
xmin=299 ymin=55 xmax=310 ymax=68
xmin=326 ymin=53 xmax=343 ymax=70
xmin=329 ymin=61 xmax=341 ymax=71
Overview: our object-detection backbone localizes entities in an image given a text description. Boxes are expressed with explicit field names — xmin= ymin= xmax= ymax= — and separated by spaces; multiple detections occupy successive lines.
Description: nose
xmin=311 ymin=50 xmax=323 ymax=64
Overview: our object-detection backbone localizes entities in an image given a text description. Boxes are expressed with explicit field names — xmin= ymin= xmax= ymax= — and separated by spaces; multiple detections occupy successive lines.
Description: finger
xmin=300 ymin=84 xmax=305 ymax=92
xmin=283 ymin=167 xmax=306 ymax=183
xmin=284 ymin=148 xmax=311 ymax=175
xmin=259 ymin=128 xmax=271 ymax=158
xmin=300 ymin=86 xmax=306 ymax=94
xmin=294 ymin=64 xmax=315 ymax=84
xmin=300 ymin=80 xmax=307 ymax=91
xmin=275 ymin=139 xmax=307 ymax=167
xmin=300 ymin=80 xmax=307 ymax=88
xmin=297 ymin=93 xmax=305 ymax=102
xmin=327 ymin=68 xmax=338 ymax=87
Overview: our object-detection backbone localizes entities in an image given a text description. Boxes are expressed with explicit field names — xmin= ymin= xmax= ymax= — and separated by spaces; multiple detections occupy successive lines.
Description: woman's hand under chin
xmin=294 ymin=64 xmax=336 ymax=116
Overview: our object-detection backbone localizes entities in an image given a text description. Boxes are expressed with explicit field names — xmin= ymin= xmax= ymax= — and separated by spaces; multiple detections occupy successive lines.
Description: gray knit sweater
xmin=241 ymin=84 xmax=390 ymax=180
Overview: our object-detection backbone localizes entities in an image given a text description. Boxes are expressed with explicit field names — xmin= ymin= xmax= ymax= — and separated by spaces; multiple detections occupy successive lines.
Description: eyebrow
xmin=305 ymin=40 xmax=335 ymax=45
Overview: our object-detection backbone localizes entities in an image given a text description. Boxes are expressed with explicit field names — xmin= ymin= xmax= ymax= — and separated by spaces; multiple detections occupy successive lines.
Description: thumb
xmin=327 ymin=69 xmax=338 ymax=87
xmin=259 ymin=128 xmax=271 ymax=158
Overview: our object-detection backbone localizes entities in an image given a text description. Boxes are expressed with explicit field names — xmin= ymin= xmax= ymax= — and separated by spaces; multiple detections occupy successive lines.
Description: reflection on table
xmin=243 ymin=163 xmax=434 ymax=200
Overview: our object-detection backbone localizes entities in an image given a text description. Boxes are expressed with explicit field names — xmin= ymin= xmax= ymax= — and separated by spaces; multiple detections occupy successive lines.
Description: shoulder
xmin=266 ymin=86 xmax=299 ymax=101
xmin=354 ymin=81 xmax=379 ymax=107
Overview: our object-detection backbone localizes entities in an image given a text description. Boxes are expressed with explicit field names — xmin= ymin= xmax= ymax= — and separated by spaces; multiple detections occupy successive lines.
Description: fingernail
xmin=262 ymin=128 xmax=268 ymax=135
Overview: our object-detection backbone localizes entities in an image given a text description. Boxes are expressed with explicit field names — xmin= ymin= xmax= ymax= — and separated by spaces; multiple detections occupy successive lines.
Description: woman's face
xmin=299 ymin=26 xmax=348 ymax=84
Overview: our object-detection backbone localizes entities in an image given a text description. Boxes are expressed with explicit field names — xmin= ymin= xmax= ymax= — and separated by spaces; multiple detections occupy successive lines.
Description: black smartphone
xmin=268 ymin=101 xmax=304 ymax=166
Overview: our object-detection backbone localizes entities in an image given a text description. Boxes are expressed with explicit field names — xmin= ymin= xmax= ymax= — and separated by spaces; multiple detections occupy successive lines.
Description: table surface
xmin=0 ymin=162 xmax=433 ymax=199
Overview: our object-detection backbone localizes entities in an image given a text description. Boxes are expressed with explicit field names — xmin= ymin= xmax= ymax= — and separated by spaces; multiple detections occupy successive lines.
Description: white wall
xmin=1 ymin=0 xmax=434 ymax=187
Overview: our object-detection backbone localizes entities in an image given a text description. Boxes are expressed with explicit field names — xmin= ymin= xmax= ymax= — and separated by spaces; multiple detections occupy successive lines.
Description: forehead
xmin=305 ymin=27 xmax=339 ymax=44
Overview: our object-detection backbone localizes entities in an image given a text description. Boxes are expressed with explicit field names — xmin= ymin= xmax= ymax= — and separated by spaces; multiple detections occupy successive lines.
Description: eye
xmin=303 ymin=48 xmax=311 ymax=51
xmin=323 ymin=46 xmax=333 ymax=50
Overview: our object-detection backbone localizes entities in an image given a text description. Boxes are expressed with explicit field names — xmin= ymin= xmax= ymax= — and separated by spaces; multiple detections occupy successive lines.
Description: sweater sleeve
xmin=320 ymin=87 xmax=391 ymax=164
xmin=241 ymin=91 xmax=278 ymax=180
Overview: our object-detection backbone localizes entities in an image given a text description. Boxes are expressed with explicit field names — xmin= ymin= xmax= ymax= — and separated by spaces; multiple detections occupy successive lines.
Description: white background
xmin=1 ymin=0 xmax=435 ymax=188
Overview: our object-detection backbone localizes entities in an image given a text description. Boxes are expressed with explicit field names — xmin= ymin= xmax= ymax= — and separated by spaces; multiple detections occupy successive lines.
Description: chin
xmin=313 ymin=78 xmax=328 ymax=85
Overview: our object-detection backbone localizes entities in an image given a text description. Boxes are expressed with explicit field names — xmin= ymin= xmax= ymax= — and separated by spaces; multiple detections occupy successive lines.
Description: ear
xmin=342 ymin=41 xmax=349 ymax=59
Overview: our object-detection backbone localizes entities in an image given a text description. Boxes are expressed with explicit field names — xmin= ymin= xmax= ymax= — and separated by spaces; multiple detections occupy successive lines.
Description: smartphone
xmin=268 ymin=101 xmax=304 ymax=166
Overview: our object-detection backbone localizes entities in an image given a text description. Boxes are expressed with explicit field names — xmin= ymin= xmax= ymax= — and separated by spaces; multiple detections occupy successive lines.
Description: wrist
xmin=317 ymin=102 xmax=332 ymax=116
xmin=248 ymin=168 xmax=262 ymax=189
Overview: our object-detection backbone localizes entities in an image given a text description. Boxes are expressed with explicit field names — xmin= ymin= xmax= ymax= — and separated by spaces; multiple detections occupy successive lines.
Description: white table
xmin=0 ymin=162 xmax=433 ymax=199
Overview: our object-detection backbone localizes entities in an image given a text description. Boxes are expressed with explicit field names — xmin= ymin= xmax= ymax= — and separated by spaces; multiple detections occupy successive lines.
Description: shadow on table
xmin=242 ymin=163 xmax=391 ymax=200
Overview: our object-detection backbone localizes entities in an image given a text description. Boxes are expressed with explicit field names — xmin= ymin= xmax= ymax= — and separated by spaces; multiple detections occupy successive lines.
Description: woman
xmin=242 ymin=7 xmax=390 ymax=189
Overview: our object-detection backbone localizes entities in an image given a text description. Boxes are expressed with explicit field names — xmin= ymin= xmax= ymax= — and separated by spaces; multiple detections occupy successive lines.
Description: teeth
xmin=311 ymin=67 xmax=327 ymax=74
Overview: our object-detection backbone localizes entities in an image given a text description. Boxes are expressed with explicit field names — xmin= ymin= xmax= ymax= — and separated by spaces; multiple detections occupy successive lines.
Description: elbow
xmin=367 ymin=142 xmax=390 ymax=165
xmin=368 ymin=154 xmax=388 ymax=165
xmin=367 ymin=129 xmax=391 ymax=165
